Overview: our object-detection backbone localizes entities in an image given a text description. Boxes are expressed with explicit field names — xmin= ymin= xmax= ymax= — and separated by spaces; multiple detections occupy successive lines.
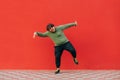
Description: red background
xmin=0 ymin=0 xmax=120 ymax=70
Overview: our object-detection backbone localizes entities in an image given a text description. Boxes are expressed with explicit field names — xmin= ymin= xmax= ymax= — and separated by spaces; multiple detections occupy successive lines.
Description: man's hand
xmin=75 ymin=21 xmax=77 ymax=26
xmin=33 ymin=32 xmax=38 ymax=39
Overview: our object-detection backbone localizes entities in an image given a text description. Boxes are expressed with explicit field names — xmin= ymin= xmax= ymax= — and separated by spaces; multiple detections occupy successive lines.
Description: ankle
xmin=56 ymin=68 xmax=60 ymax=70
xmin=73 ymin=58 xmax=76 ymax=60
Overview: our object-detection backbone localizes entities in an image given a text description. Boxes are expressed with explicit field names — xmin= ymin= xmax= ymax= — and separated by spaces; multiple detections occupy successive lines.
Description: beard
xmin=51 ymin=28 xmax=56 ymax=33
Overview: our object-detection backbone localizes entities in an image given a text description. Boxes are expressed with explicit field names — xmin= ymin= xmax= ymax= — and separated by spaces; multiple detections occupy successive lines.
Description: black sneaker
xmin=55 ymin=69 xmax=60 ymax=74
xmin=73 ymin=58 xmax=79 ymax=65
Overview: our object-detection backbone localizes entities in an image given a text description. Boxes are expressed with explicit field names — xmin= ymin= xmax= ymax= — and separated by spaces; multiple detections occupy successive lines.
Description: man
xmin=33 ymin=21 xmax=79 ymax=74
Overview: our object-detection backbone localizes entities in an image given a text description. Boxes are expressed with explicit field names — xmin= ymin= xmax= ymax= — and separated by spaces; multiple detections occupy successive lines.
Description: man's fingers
xmin=33 ymin=34 xmax=35 ymax=39
xmin=75 ymin=21 xmax=77 ymax=26
xmin=33 ymin=32 xmax=37 ymax=39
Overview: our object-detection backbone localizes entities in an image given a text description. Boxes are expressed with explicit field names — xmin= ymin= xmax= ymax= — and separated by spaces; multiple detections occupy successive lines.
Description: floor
xmin=0 ymin=70 xmax=120 ymax=80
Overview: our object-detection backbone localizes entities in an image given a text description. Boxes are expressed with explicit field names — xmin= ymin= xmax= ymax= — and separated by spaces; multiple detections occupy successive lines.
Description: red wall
xmin=0 ymin=0 xmax=120 ymax=69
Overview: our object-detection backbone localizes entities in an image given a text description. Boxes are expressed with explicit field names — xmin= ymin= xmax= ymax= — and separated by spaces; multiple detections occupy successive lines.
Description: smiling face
xmin=49 ymin=27 xmax=56 ymax=33
xmin=46 ymin=23 xmax=56 ymax=33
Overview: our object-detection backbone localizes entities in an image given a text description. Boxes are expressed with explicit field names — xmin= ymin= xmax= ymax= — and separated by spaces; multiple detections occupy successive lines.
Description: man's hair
xmin=46 ymin=23 xmax=54 ymax=31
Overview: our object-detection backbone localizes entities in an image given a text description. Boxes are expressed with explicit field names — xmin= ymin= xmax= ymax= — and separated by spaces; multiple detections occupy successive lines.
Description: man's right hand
xmin=33 ymin=32 xmax=38 ymax=39
xmin=75 ymin=21 xmax=77 ymax=26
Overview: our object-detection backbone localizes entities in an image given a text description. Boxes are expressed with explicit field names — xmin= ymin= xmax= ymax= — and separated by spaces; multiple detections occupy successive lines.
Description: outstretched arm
xmin=33 ymin=32 xmax=48 ymax=38
xmin=58 ymin=21 xmax=77 ymax=30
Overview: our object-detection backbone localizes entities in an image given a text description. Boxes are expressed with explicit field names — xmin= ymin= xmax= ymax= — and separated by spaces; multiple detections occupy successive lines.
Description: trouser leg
xmin=54 ymin=46 xmax=63 ymax=68
xmin=64 ymin=42 xmax=76 ymax=58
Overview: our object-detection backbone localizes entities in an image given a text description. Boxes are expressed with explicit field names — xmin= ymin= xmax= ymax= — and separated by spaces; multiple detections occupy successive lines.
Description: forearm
xmin=59 ymin=22 xmax=76 ymax=30
xmin=64 ymin=22 xmax=76 ymax=27
xmin=36 ymin=32 xmax=47 ymax=37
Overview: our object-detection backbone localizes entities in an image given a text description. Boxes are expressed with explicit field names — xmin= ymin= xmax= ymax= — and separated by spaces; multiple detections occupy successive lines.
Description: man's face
xmin=49 ymin=27 xmax=56 ymax=32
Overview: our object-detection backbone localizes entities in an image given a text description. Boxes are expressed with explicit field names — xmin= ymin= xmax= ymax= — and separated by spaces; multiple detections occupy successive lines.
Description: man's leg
xmin=54 ymin=46 xmax=63 ymax=74
xmin=64 ymin=42 xmax=79 ymax=64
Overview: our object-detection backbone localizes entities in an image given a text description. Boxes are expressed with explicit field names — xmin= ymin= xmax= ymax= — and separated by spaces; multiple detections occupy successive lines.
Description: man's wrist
xmin=74 ymin=21 xmax=77 ymax=26
xmin=34 ymin=32 xmax=38 ymax=36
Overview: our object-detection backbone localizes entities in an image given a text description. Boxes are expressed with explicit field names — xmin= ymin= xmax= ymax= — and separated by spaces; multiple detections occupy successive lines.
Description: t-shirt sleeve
xmin=36 ymin=31 xmax=48 ymax=37
xmin=57 ymin=22 xmax=76 ymax=30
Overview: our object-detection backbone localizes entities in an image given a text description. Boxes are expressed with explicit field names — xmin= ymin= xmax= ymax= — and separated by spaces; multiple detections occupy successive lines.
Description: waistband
xmin=54 ymin=41 xmax=70 ymax=47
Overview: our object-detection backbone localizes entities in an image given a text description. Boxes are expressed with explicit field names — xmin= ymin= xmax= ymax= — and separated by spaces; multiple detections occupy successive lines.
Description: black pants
xmin=54 ymin=41 xmax=76 ymax=68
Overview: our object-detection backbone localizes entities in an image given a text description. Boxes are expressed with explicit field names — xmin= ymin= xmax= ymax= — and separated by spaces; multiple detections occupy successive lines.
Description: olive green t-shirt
xmin=37 ymin=23 xmax=76 ymax=46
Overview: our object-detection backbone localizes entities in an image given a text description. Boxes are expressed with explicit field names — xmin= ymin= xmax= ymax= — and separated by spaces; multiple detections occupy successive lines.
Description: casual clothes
xmin=37 ymin=22 xmax=77 ymax=68
xmin=37 ymin=23 xmax=76 ymax=46
xmin=54 ymin=41 xmax=76 ymax=68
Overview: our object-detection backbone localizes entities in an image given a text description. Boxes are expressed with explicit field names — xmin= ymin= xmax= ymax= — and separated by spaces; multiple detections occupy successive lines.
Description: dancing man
xmin=33 ymin=21 xmax=79 ymax=74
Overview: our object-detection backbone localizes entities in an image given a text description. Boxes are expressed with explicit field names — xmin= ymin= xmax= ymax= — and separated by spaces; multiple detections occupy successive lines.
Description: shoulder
xmin=56 ymin=25 xmax=63 ymax=30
